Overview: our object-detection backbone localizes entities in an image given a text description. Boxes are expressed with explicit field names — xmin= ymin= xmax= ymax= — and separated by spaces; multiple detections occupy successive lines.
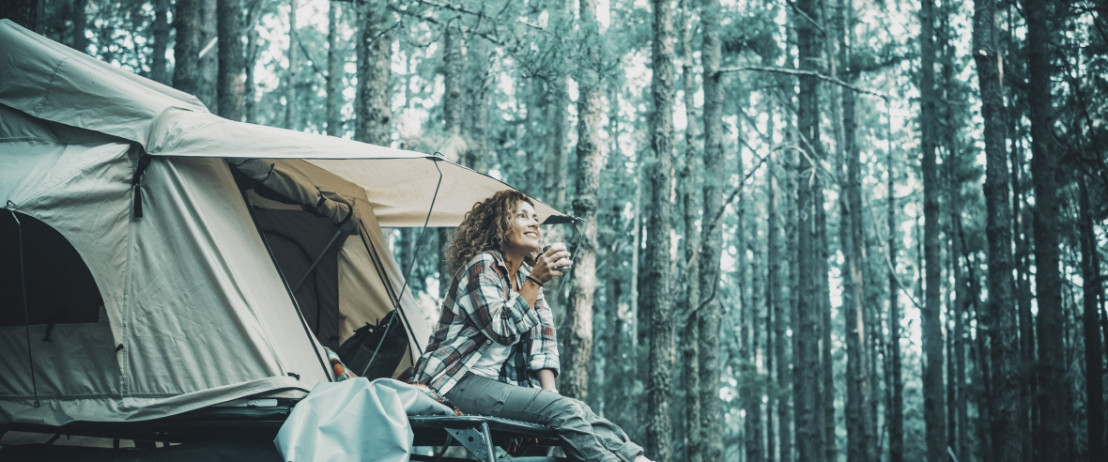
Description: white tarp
xmin=274 ymin=379 xmax=452 ymax=462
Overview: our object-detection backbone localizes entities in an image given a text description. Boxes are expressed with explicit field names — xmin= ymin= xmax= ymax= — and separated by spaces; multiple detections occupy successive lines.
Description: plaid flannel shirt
xmin=411 ymin=250 xmax=560 ymax=396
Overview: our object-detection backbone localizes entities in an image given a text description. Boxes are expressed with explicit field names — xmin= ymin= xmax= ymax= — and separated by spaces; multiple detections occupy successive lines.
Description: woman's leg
xmin=576 ymin=400 xmax=644 ymax=461
xmin=444 ymin=373 xmax=636 ymax=462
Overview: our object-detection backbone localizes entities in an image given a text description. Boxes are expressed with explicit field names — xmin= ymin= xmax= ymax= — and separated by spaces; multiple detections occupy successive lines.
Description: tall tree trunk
xmin=886 ymin=119 xmax=904 ymax=462
xmin=1010 ymin=78 xmax=1035 ymax=461
xmin=217 ymin=0 xmax=244 ymax=121
xmin=1025 ymin=1 xmax=1071 ymax=459
xmin=678 ymin=1 xmax=702 ymax=459
xmin=173 ymin=0 xmax=201 ymax=95
xmin=244 ymin=0 xmax=260 ymax=124
xmin=198 ymin=0 xmax=218 ymax=109
xmin=565 ymin=0 xmax=604 ymax=402
xmin=354 ymin=0 xmax=392 ymax=145
xmin=838 ymin=0 xmax=872 ymax=458
xmin=151 ymin=0 xmax=170 ymax=84
xmin=436 ymin=18 xmax=463 ymax=297
xmin=646 ymin=0 xmax=676 ymax=458
xmin=967 ymin=251 xmax=994 ymax=462
xmin=71 ymin=0 xmax=87 ymax=53
xmin=940 ymin=16 xmax=968 ymax=458
xmin=794 ymin=0 xmax=823 ymax=458
xmin=1079 ymin=178 xmax=1105 ymax=461
xmin=769 ymin=110 xmax=792 ymax=462
xmin=818 ymin=179 xmax=835 ymax=462
xmin=698 ymin=0 xmax=723 ymax=457
xmin=326 ymin=0 xmax=342 ymax=136
xmin=919 ymin=0 xmax=947 ymax=458
xmin=285 ymin=0 xmax=299 ymax=129
xmin=739 ymin=124 xmax=763 ymax=462
xmin=543 ymin=1 xmax=571 ymax=211
xmin=442 ymin=20 xmax=464 ymax=140
xmin=463 ymin=35 xmax=490 ymax=173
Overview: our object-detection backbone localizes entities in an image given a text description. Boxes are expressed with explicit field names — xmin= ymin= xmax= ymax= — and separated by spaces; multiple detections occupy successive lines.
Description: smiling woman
xmin=409 ymin=190 xmax=651 ymax=462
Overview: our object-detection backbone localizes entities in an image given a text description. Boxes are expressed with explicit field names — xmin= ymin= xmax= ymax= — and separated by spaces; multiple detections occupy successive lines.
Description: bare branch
xmin=720 ymin=65 xmax=889 ymax=99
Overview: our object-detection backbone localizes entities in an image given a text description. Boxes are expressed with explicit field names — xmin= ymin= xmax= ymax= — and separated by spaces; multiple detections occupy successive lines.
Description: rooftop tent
xmin=0 ymin=19 xmax=567 ymax=433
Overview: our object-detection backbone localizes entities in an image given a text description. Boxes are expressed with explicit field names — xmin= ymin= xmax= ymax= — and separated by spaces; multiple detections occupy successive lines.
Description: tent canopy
xmin=0 ymin=19 xmax=567 ymax=228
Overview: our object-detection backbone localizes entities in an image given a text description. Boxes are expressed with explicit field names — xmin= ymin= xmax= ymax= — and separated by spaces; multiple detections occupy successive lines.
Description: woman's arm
xmin=461 ymin=257 xmax=542 ymax=345
xmin=537 ymin=368 xmax=557 ymax=392
xmin=527 ymin=288 xmax=561 ymax=387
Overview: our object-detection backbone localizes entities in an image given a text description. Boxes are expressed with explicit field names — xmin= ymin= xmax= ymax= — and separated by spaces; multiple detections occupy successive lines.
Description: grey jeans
xmin=444 ymin=373 xmax=643 ymax=462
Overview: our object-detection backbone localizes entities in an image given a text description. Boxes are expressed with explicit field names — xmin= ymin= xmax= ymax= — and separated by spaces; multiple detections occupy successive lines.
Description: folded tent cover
xmin=0 ymin=19 xmax=566 ymax=430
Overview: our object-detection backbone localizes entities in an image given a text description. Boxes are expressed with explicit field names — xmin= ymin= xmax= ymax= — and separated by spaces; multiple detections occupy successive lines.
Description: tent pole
xmin=390 ymin=156 xmax=446 ymax=359
xmin=290 ymin=228 xmax=345 ymax=294
xmin=234 ymin=188 xmax=333 ymax=381
xmin=8 ymin=208 xmax=40 ymax=407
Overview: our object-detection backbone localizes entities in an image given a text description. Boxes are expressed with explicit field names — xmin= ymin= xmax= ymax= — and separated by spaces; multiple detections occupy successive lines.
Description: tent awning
xmin=0 ymin=19 xmax=568 ymax=228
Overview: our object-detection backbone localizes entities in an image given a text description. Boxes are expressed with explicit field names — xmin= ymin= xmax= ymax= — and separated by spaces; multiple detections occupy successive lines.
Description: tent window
xmin=1 ymin=212 xmax=103 ymax=326
xmin=251 ymin=208 xmax=344 ymax=350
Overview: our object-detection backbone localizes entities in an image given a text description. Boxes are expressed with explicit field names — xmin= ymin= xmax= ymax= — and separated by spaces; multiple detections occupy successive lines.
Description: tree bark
xmin=698 ymin=0 xmax=724 ymax=457
xmin=442 ymin=19 xmax=464 ymax=139
xmin=837 ymin=0 xmax=873 ymax=458
xmin=885 ymin=101 xmax=904 ymax=462
xmin=646 ymin=0 xmax=676 ymax=458
xmin=565 ymin=0 xmax=604 ymax=402
xmin=435 ymin=16 xmax=463 ymax=298
xmin=285 ymin=0 xmax=299 ymax=129
xmin=919 ymin=0 xmax=947 ymax=458
xmin=1079 ymin=178 xmax=1105 ymax=461
xmin=1025 ymin=1 xmax=1071 ymax=459
xmin=217 ymin=0 xmax=244 ymax=121
xmin=678 ymin=1 xmax=702 ymax=459
xmin=464 ymin=34 xmax=490 ymax=173
xmin=738 ymin=119 xmax=763 ymax=462
xmin=71 ymin=0 xmax=87 ymax=53
xmin=768 ymin=109 xmax=792 ymax=462
xmin=173 ymin=0 xmax=202 ymax=95
xmin=326 ymin=0 xmax=342 ymax=136
xmin=151 ymin=0 xmax=170 ymax=84
xmin=543 ymin=0 xmax=571 ymax=211
xmin=244 ymin=0 xmax=260 ymax=124
xmin=198 ymin=0 xmax=218 ymax=109
xmin=354 ymin=0 xmax=392 ymax=145
xmin=939 ymin=12 xmax=968 ymax=458
xmin=794 ymin=0 xmax=824 ymax=458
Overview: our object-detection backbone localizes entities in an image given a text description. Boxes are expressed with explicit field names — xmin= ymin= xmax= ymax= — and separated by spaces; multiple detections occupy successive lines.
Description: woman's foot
xmin=634 ymin=456 xmax=654 ymax=462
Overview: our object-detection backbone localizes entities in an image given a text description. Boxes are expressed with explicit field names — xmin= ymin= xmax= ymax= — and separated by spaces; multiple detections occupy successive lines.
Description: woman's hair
xmin=447 ymin=190 xmax=534 ymax=274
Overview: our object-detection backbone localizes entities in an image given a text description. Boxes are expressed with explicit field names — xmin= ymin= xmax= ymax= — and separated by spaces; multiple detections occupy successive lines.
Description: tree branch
xmin=719 ymin=65 xmax=889 ymax=99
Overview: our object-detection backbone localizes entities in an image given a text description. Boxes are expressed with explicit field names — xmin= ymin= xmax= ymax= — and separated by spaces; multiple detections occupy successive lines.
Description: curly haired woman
xmin=410 ymin=190 xmax=652 ymax=462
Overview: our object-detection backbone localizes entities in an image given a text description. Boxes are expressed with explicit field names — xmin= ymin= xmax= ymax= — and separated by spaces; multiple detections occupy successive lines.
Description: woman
xmin=411 ymin=190 xmax=652 ymax=462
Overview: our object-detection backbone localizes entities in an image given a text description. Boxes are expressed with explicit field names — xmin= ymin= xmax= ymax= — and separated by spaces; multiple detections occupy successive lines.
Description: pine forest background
xmin=2 ymin=0 xmax=1107 ymax=461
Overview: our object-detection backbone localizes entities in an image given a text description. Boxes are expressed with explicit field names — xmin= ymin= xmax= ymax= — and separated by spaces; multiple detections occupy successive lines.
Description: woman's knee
xmin=545 ymin=397 xmax=590 ymax=427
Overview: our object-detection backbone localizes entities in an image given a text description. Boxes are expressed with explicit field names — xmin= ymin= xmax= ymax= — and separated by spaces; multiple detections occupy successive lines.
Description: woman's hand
xmin=530 ymin=243 xmax=573 ymax=284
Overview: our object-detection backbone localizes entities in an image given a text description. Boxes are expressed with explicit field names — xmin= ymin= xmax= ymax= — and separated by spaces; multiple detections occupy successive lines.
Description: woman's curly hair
xmin=446 ymin=190 xmax=535 ymax=275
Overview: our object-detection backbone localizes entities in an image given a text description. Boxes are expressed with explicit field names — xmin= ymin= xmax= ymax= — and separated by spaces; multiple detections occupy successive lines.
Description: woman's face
xmin=503 ymin=200 xmax=541 ymax=256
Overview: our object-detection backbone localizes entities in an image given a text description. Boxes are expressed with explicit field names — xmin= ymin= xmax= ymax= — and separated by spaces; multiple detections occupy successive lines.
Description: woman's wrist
xmin=525 ymin=275 xmax=544 ymax=287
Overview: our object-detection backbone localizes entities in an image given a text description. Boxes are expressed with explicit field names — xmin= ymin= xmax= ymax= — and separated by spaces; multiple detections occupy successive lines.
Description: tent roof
xmin=0 ymin=19 xmax=567 ymax=227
